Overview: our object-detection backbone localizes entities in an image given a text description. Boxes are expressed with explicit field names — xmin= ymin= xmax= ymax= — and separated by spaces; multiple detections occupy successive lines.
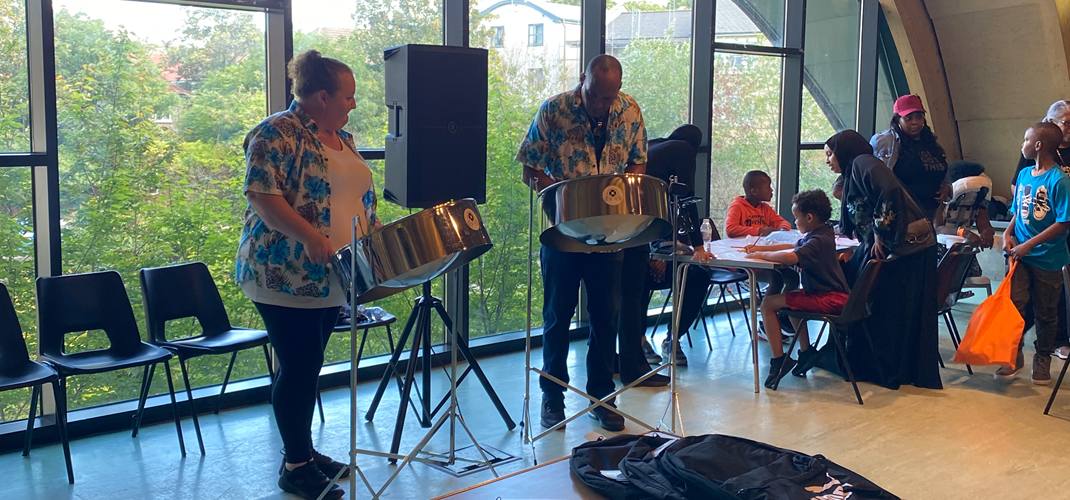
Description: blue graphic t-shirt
xmin=1013 ymin=165 xmax=1070 ymax=271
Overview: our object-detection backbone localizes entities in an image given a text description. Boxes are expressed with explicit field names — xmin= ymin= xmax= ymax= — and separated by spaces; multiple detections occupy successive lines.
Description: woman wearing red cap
xmin=869 ymin=94 xmax=951 ymax=222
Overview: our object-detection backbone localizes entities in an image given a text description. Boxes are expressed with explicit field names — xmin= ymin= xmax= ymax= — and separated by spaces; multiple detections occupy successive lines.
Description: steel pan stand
xmin=520 ymin=178 xmax=679 ymax=458
xmin=659 ymin=177 xmax=686 ymax=436
xmin=326 ymin=221 xmax=507 ymax=500
xmin=364 ymin=280 xmax=516 ymax=461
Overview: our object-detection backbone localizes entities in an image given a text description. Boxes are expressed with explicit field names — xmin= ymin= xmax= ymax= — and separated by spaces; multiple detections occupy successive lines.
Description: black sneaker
xmin=792 ymin=348 xmax=820 ymax=377
xmin=541 ymin=396 xmax=566 ymax=430
xmin=764 ymin=356 xmax=796 ymax=389
xmin=278 ymin=462 xmax=344 ymax=500
xmin=312 ymin=448 xmax=350 ymax=480
xmin=622 ymin=373 xmax=670 ymax=387
xmin=588 ymin=403 xmax=625 ymax=432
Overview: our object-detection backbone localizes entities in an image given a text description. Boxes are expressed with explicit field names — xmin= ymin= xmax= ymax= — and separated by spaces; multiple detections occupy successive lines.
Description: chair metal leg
xmin=1045 ymin=356 xmax=1070 ymax=414
xmin=23 ymin=384 xmax=40 ymax=457
xmin=813 ymin=322 xmax=826 ymax=347
xmin=163 ymin=361 xmax=187 ymax=457
xmin=735 ymin=282 xmax=753 ymax=336
xmin=948 ymin=314 xmax=972 ymax=374
xmin=132 ymin=364 xmax=155 ymax=437
xmin=262 ymin=344 xmax=275 ymax=405
xmin=859 ymin=322 xmax=887 ymax=388
xmin=829 ymin=326 xmax=864 ymax=405
xmin=651 ymin=291 xmax=672 ymax=339
xmin=717 ymin=285 xmax=737 ymax=338
xmin=53 ymin=379 xmax=74 ymax=484
xmin=178 ymin=358 xmax=206 ymax=455
xmin=316 ymin=389 xmax=326 ymax=423
xmin=214 ymin=351 xmax=238 ymax=415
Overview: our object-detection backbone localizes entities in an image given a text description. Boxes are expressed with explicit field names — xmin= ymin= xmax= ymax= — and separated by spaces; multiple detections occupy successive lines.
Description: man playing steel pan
xmin=517 ymin=54 xmax=647 ymax=432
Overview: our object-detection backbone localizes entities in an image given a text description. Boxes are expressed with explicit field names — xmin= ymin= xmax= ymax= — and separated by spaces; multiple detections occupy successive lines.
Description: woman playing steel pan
xmin=235 ymin=50 xmax=379 ymax=500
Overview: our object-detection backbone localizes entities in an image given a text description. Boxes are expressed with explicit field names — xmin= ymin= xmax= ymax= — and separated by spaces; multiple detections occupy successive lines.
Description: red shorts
xmin=784 ymin=290 xmax=849 ymax=315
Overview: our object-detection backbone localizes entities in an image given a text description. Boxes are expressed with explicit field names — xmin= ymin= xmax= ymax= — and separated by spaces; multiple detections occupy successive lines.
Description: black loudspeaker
xmin=384 ymin=44 xmax=488 ymax=208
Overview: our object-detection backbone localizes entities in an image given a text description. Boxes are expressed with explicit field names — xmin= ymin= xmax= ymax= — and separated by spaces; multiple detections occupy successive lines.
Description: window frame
xmin=527 ymin=22 xmax=542 ymax=47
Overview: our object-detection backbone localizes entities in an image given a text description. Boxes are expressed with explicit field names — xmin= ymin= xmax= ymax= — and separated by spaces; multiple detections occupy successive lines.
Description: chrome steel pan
xmin=333 ymin=198 xmax=492 ymax=304
xmin=537 ymin=174 xmax=670 ymax=253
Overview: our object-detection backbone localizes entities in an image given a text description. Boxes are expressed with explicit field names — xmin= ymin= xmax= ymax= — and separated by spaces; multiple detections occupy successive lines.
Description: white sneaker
xmin=1055 ymin=346 xmax=1069 ymax=360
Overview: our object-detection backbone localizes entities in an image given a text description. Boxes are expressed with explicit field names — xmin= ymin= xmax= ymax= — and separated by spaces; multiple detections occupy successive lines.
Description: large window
xmin=0 ymin=167 xmax=34 ymax=423
xmin=795 ymin=0 xmax=860 ymax=216
xmin=0 ymin=1 xmax=29 ymax=152
xmin=608 ymin=5 xmax=692 ymax=140
xmin=468 ymin=0 xmax=581 ymax=338
xmin=709 ymin=53 xmax=783 ymax=220
xmin=723 ymin=0 xmax=785 ymax=47
xmin=294 ymin=0 xmax=443 ymax=150
xmin=54 ymin=0 xmax=268 ymax=410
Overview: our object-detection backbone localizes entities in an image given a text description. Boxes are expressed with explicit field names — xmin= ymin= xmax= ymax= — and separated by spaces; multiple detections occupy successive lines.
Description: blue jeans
xmin=540 ymin=245 xmax=622 ymax=401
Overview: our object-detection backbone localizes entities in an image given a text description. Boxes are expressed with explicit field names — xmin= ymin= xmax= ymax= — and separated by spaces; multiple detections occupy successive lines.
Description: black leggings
xmin=254 ymin=302 xmax=341 ymax=464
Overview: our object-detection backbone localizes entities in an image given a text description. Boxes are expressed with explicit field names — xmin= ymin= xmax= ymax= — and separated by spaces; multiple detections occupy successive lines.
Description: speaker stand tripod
xmin=365 ymin=281 xmax=515 ymax=462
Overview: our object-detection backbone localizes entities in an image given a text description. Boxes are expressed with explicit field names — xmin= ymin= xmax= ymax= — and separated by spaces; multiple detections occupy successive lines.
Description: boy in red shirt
xmin=725 ymin=171 xmax=797 ymax=331
xmin=725 ymin=170 xmax=792 ymax=238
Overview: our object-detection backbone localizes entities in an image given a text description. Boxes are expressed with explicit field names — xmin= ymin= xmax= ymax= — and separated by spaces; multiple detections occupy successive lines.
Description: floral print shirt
xmin=516 ymin=86 xmax=648 ymax=181
xmin=235 ymin=101 xmax=379 ymax=303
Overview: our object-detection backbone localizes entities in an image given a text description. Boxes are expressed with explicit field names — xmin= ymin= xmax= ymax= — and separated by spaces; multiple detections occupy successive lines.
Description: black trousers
xmin=540 ymin=246 xmax=621 ymax=401
xmin=254 ymin=302 xmax=341 ymax=464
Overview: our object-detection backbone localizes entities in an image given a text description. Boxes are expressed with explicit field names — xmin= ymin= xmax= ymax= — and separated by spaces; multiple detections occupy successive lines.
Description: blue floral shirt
xmin=516 ymin=87 xmax=647 ymax=181
xmin=236 ymin=101 xmax=379 ymax=302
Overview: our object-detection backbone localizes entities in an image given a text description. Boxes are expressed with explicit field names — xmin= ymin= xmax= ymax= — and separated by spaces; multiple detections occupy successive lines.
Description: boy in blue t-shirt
xmin=1002 ymin=121 xmax=1070 ymax=384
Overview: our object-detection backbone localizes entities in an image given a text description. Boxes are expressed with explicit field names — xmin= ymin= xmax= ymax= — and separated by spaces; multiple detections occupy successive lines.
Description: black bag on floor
xmin=571 ymin=433 xmax=900 ymax=500
xmin=570 ymin=433 xmax=679 ymax=500
xmin=658 ymin=435 xmax=899 ymax=500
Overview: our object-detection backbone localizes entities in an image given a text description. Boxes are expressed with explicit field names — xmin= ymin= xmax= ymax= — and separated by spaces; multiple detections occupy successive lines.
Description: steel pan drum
xmin=333 ymin=199 xmax=493 ymax=304
xmin=538 ymin=174 xmax=670 ymax=253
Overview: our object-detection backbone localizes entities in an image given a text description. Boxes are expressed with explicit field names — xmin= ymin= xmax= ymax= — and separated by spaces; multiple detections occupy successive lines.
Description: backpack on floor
xmin=571 ymin=433 xmax=900 ymax=500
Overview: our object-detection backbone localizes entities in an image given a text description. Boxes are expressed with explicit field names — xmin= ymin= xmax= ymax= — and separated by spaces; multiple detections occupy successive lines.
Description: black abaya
xmin=828 ymin=133 xmax=942 ymax=390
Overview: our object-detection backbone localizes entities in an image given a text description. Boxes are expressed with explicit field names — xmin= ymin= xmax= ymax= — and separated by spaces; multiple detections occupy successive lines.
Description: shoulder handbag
xmin=889 ymin=216 xmax=935 ymax=258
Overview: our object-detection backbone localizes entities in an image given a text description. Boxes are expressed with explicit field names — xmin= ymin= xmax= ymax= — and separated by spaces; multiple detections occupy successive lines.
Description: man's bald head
xmin=580 ymin=55 xmax=623 ymax=120
xmin=586 ymin=54 xmax=623 ymax=79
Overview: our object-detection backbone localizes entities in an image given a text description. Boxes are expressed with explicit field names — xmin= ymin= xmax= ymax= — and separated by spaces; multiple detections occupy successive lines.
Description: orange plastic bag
xmin=953 ymin=261 xmax=1024 ymax=368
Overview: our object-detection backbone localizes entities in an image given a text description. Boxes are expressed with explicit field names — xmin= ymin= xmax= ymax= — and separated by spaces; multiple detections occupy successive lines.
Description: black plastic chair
xmin=316 ymin=312 xmax=398 ymax=422
xmin=0 ymin=283 xmax=73 ymax=484
xmin=1044 ymin=264 xmax=1070 ymax=415
xmin=773 ymin=259 xmax=886 ymax=405
xmin=936 ymin=243 xmax=979 ymax=374
xmin=36 ymin=270 xmax=188 ymax=462
xmin=139 ymin=262 xmax=275 ymax=454
xmin=646 ymin=271 xmax=706 ymax=350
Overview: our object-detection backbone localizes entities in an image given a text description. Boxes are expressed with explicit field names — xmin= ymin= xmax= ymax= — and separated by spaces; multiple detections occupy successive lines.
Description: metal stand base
xmin=327 ymin=281 xmax=506 ymax=500
xmin=366 ymin=282 xmax=515 ymax=462
xmin=328 ymin=212 xmax=509 ymax=499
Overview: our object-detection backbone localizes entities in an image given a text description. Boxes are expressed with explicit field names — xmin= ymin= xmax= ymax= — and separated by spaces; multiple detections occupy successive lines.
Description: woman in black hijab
xmin=824 ymin=130 xmax=942 ymax=390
